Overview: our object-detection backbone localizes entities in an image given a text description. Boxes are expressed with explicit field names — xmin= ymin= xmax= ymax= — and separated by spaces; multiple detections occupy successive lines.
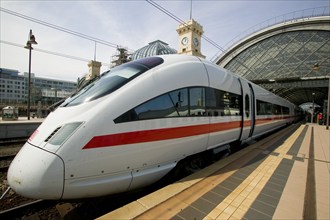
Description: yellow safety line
xmin=203 ymin=125 xmax=306 ymax=220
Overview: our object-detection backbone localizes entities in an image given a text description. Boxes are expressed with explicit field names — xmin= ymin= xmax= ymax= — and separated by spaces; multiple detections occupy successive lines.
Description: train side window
xmin=257 ymin=100 xmax=266 ymax=115
xmin=206 ymin=88 xmax=241 ymax=116
xmin=266 ymin=103 xmax=273 ymax=115
xmin=228 ymin=93 xmax=241 ymax=116
xmin=169 ymin=89 xmax=188 ymax=116
xmin=245 ymin=94 xmax=250 ymax=118
xmin=257 ymin=100 xmax=290 ymax=116
xmin=114 ymin=88 xmax=188 ymax=123
xmin=283 ymin=106 xmax=290 ymax=114
xmin=223 ymin=92 xmax=231 ymax=116
xmin=206 ymin=88 xmax=224 ymax=116
xmin=273 ymin=105 xmax=282 ymax=115
xmin=189 ymin=87 xmax=206 ymax=116
xmin=114 ymin=109 xmax=138 ymax=123
xmin=134 ymin=94 xmax=178 ymax=120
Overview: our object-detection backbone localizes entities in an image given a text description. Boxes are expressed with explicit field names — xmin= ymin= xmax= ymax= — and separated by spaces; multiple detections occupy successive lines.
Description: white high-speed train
xmin=8 ymin=55 xmax=297 ymax=199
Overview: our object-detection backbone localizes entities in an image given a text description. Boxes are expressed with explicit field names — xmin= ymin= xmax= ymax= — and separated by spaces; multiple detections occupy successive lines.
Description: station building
xmin=130 ymin=19 xmax=205 ymax=60
xmin=214 ymin=15 xmax=329 ymax=108
xmin=214 ymin=12 xmax=329 ymax=124
xmin=0 ymin=67 xmax=77 ymax=113
xmin=131 ymin=40 xmax=177 ymax=61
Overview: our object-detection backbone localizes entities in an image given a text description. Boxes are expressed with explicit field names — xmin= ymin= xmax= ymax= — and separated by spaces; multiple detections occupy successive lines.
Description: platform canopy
xmin=215 ymin=11 xmax=329 ymax=107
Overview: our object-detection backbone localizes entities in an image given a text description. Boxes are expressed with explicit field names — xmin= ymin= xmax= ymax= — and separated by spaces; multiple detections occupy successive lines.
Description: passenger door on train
xmin=202 ymin=64 xmax=243 ymax=149
xmin=248 ymin=83 xmax=256 ymax=137
xmin=239 ymin=79 xmax=255 ymax=140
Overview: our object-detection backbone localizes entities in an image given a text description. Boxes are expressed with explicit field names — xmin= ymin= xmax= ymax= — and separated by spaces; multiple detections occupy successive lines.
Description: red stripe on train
xmin=82 ymin=116 xmax=292 ymax=149
xmin=83 ymin=121 xmax=241 ymax=149
xmin=255 ymin=116 xmax=292 ymax=125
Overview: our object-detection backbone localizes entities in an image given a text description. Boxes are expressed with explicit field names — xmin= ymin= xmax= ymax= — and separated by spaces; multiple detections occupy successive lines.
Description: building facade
xmin=0 ymin=68 xmax=25 ymax=105
xmin=0 ymin=67 xmax=77 ymax=115
xmin=176 ymin=19 xmax=205 ymax=58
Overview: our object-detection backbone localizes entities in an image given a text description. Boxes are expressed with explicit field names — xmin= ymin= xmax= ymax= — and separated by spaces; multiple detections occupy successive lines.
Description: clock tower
xmin=176 ymin=19 xmax=205 ymax=58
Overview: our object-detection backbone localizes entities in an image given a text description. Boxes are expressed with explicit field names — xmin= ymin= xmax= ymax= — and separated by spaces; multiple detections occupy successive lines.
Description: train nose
xmin=7 ymin=142 xmax=64 ymax=199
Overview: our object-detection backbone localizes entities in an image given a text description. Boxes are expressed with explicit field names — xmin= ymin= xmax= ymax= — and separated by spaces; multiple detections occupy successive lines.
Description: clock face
xmin=181 ymin=37 xmax=188 ymax=45
xmin=193 ymin=37 xmax=199 ymax=47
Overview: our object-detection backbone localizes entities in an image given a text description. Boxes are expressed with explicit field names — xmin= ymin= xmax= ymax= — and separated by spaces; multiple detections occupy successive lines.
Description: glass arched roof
xmin=216 ymin=16 xmax=329 ymax=106
xmin=131 ymin=40 xmax=177 ymax=60
xmin=222 ymin=30 xmax=329 ymax=80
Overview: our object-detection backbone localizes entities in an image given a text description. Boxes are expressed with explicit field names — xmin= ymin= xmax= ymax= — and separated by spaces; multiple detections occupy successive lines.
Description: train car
xmin=7 ymin=55 xmax=296 ymax=199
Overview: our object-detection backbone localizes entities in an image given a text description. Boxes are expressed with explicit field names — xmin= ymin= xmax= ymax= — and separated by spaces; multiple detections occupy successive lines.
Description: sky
xmin=0 ymin=0 xmax=329 ymax=82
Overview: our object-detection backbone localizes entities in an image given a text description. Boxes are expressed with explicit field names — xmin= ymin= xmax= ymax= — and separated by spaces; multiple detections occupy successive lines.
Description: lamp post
xmin=24 ymin=29 xmax=38 ymax=120
xmin=311 ymin=92 xmax=315 ymax=123
xmin=327 ymin=77 xmax=330 ymax=130
xmin=51 ymin=88 xmax=58 ymax=105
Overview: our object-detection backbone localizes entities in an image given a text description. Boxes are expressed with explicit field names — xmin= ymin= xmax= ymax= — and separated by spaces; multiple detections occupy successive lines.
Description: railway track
xmin=0 ymin=199 xmax=47 ymax=218
xmin=0 ymin=138 xmax=27 ymax=146
xmin=0 ymin=140 xmax=23 ymax=172
xmin=0 ymin=190 xmax=149 ymax=219
xmin=0 ymin=188 xmax=63 ymax=219
xmin=0 ymin=165 xmax=10 ymax=173
xmin=0 ymin=154 xmax=16 ymax=160
xmin=0 ymin=154 xmax=16 ymax=172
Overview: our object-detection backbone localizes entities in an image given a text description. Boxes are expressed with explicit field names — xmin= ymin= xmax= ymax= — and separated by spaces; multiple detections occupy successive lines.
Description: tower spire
xmin=190 ymin=0 xmax=192 ymax=20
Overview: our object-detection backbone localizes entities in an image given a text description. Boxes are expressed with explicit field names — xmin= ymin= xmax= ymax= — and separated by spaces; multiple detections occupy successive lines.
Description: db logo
xmin=29 ymin=129 xmax=39 ymax=142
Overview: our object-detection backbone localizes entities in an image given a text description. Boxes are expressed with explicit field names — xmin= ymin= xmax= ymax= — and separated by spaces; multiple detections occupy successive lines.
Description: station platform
xmin=0 ymin=117 xmax=43 ymax=139
xmin=98 ymin=123 xmax=329 ymax=220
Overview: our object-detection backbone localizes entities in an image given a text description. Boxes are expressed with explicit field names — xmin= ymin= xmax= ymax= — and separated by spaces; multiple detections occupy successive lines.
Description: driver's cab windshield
xmin=61 ymin=57 xmax=164 ymax=107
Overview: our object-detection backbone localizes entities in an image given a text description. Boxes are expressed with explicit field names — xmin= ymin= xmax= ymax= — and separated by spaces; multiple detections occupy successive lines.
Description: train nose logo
xmin=28 ymin=129 xmax=39 ymax=142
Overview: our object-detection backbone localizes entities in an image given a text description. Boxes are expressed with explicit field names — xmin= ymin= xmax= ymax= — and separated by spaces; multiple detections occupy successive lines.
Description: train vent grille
xmin=45 ymin=126 xmax=62 ymax=142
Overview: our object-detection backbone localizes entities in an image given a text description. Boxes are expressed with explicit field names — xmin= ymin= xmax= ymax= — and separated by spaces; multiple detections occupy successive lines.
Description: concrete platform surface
xmin=0 ymin=117 xmax=44 ymax=124
xmin=97 ymin=124 xmax=329 ymax=220
xmin=0 ymin=117 xmax=43 ymax=139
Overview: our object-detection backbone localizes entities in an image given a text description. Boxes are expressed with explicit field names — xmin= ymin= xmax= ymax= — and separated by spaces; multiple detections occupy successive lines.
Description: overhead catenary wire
xmin=145 ymin=0 xmax=226 ymax=53
xmin=0 ymin=40 xmax=111 ymax=67
xmin=145 ymin=0 xmax=255 ymax=74
xmin=2 ymin=3 xmax=224 ymax=57
xmin=146 ymin=0 xmax=186 ymax=24
xmin=0 ymin=7 xmax=135 ymax=53
xmin=3 ymin=3 xmax=246 ymax=69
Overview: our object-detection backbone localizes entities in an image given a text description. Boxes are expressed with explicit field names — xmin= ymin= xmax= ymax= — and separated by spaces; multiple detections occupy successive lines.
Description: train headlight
xmin=45 ymin=122 xmax=83 ymax=146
